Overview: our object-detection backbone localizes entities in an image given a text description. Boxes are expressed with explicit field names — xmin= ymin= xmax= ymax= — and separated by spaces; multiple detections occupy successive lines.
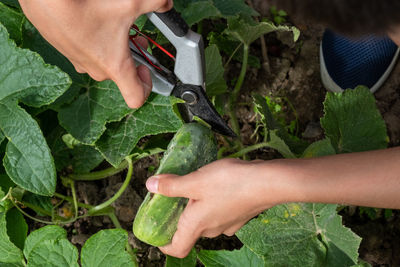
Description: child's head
xmin=272 ymin=0 xmax=400 ymax=39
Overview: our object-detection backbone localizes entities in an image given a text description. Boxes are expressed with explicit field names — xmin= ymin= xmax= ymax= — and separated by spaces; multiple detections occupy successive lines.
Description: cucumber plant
xmin=0 ymin=0 xmax=385 ymax=266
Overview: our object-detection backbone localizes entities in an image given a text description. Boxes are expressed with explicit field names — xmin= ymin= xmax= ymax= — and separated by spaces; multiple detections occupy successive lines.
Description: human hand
xmin=145 ymin=158 xmax=283 ymax=258
xmin=18 ymin=0 xmax=173 ymax=108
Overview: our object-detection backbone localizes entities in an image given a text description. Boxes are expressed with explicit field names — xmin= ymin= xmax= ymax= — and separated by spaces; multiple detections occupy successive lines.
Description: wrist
xmin=253 ymin=159 xmax=310 ymax=206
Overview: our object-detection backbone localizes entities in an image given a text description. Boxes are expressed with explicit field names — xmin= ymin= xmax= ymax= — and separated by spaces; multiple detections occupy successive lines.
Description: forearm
xmin=263 ymin=147 xmax=400 ymax=209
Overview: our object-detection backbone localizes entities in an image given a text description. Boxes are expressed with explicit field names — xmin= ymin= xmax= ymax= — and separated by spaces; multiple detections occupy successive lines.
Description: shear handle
xmin=147 ymin=10 xmax=205 ymax=87
xmin=129 ymin=41 xmax=176 ymax=96
xmin=153 ymin=9 xmax=189 ymax=37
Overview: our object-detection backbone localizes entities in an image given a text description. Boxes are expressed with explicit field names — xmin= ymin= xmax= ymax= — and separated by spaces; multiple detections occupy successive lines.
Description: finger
xmin=140 ymin=0 xmax=173 ymax=14
xmin=70 ymin=60 xmax=86 ymax=74
xmin=159 ymin=205 xmax=201 ymax=258
xmin=87 ymin=69 xmax=108 ymax=82
xmin=137 ymin=65 xmax=152 ymax=99
xmin=156 ymin=0 xmax=174 ymax=12
xmin=134 ymin=36 xmax=148 ymax=50
xmin=146 ymin=173 xmax=202 ymax=199
xmin=223 ymin=224 xmax=243 ymax=237
xmin=110 ymin=54 xmax=151 ymax=109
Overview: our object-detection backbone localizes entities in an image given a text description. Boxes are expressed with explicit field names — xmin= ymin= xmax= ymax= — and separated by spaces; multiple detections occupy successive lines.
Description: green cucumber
xmin=133 ymin=123 xmax=218 ymax=247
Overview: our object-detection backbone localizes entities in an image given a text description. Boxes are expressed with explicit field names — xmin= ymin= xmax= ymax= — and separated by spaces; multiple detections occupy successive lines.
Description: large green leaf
xmin=205 ymin=45 xmax=227 ymax=96
xmin=22 ymin=20 xmax=87 ymax=110
xmin=0 ymin=101 xmax=56 ymax=196
xmin=58 ymin=79 xmax=131 ymax=144
xmin=23 ymin=225 xmax=67 ymax=260
xmin=0 ymin=23 xmax=71 ymax=107
xmin=26 ymin=239 xmax=79 ymax=267
xmin=6 ymin=208 xmax=27 ymax=250
xmin=225 ymin=17 xmax=299 ymax=46
xmin=81 ymin=229 xmax=135 ymax=267
xmin=198 ymin=246 xmax=264 ymax=267
xmin=321 ymin=86 xmax=388 ymax=153
xmin=95 ymin=94 xmax=182 ymax=167
xmin=0 ymin=3 xmax=24 ymax=43
xmin=237 ymin=203 xmax=361 ymax=267
xmin=166 ymin=248 xmax=197 ymax=267
xmin=0 ymin=212 xmax=24 ymax=265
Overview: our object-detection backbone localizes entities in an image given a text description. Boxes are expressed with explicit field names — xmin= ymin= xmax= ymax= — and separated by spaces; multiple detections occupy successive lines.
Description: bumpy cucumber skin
xmin=133 ymin=123 xmax=217 ymax=247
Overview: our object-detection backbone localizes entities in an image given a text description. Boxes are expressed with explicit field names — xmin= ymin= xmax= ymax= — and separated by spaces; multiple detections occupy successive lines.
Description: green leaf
xmin=69 ymin=145 xmax=104 ymax=173
xmin=237 ymin=203 xmax=361 ymax=267
xmin=225 ymin=17 xmax=299 ymax=46
xmin=302 ymin=138 xmax=336 ymax=158
xmin=0 ymin=3 xmax=24 ymax=43
xmin=0 ymin=23 xmax=71 ymax=107
xmin=27 ymin=239 xmax=79 ymax=267
xmin=213 ymin=0 xmax=258 ymax=17
xmin=198 ymin=246 xmax=264 ymax=267
xmin=267 ymin=130 xmax=296 ymax=158
xmin=166 ymin=248 xmax=197 ymax=267
xmin=205 ymin=45 xmax=227 ymax=96
xmin=22 ymin=20 xmax=87 ymax=109
xmin=23 ymin=225 xmax=67 ymax=260
xmin=320 ymin=86 xmax=388 ymax=153
xmin=58 ymin=80 xmax=131 ymax=144
xmin=95 ymin=94 xmax=182 ymax=167
xmin=181 ymin=1 xmax=221 ymax=26
xmin=81 ymin=229 xmax=135 ymax=267
xmin=0 ymin=101 xmax=56 ymax=196
xmin=6 ymin=208 xmax=27 ymax=250
xmin=0 ymin=212 xmax=24 ymax=265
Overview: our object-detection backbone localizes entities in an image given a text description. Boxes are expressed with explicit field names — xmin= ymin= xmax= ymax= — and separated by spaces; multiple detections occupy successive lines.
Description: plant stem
xmin=10 ymin=199 xmax=59 ymax=225
xmin=68 ymin=160 xmax=129 ymax=181
xmin=226 ymin=142 xmax=270 ymax=158
xmin=88 ymin=156 xmax=134 ymax=215
xmin=68 ymin=148 xmax=164 ymax=181
xmin=228 ymin=44 xmax=249 ymax=137
xmin=54 ymin=193 xmax=93 ymax=209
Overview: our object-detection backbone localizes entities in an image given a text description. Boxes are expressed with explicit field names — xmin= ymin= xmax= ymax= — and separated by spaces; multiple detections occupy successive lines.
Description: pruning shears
xmin=129 ymin=9 xmax=236 ymax=137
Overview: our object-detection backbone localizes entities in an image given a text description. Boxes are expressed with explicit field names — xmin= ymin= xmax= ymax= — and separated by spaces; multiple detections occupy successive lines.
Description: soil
xmin=32 ymin=2 xmax=400 ymax=266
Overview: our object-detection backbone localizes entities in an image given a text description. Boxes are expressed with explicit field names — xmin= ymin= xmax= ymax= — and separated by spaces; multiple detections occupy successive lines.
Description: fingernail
xmin=146 ymin=177 xmax=159 ymax=193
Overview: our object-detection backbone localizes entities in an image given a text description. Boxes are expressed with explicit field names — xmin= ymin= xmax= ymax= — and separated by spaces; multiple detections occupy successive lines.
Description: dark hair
xmin=271 ymin=0 xmax=400 ymax=36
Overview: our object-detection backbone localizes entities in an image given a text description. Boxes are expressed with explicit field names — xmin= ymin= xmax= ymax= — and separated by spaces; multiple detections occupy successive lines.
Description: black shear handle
xmin=154 ymin=8 xmax=189 ymax=37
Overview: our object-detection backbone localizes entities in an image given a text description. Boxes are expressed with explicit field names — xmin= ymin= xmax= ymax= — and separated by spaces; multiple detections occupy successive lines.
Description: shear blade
xmin=172 ymin=84 xmax=236 ymax=137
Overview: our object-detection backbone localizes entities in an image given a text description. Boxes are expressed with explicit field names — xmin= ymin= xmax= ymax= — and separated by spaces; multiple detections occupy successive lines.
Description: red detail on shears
xmin=130 ymin=24 xmax=175 ymax=71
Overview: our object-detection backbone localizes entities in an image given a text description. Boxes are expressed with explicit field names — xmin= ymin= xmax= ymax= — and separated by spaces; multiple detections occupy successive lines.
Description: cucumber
xmin=133 ymin=123 xmax=218 ymax=247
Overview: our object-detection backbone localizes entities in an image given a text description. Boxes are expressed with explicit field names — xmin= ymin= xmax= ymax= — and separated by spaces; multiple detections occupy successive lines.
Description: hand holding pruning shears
xmin=19 ymin=0 xmax=173 ymax=108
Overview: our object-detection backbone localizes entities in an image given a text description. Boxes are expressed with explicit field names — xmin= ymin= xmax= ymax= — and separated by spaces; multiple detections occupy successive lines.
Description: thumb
xmin=146 ymin=173 xmax=201 ymax=199
xmin=110 ymin=52 xmax=152 ymax=109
